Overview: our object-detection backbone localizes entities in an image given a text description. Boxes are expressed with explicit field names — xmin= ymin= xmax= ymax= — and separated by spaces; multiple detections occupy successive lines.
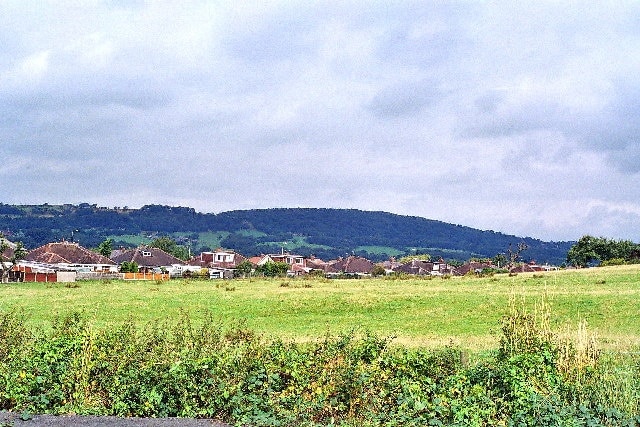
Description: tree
xmin=96 ymin=238 xmax=113 ymax=258
xmin=255 ymin=261 xmax=289 ymax=277
xmin=371 ymin=265 xmax=386 ymax=277
xmin=120 ymin=261 xmax=139 ymax=273
xmin=397 ymin=253 xmax=431 ymax=264
xmin=506 ymin=242 xmax=528 ymax=267
xmin=235 ymin=260 xmax=254 ymax=278
xmin=150 ymin=236 xmax=190 ymax=261
xmin=1 ymin=236 xmax=27 ymax=283
xmin=492 ymin=253 xmax=507 ymax=268
xmin=567 ymin=235 xmax=640 ymax=267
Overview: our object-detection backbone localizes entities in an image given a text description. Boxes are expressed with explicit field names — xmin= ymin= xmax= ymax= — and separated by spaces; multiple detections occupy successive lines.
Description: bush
xmin=1 ymin=307 xmax=639 ymax=425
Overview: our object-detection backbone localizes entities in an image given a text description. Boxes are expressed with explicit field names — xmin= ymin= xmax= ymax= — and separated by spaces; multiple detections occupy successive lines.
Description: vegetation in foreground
xmin=1 ymin=301 xmax=639 ymax=426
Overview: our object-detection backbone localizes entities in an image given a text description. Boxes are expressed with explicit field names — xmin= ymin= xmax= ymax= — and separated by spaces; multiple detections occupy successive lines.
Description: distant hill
xmin=0 ymin=203 xmax=573 ymax=264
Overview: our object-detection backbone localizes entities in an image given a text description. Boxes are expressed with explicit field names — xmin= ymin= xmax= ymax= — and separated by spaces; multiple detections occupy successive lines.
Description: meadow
xmin=1 ymin=264 xmax=639 ymax=351
xmin=2 ymin=265 xmax=640 ymax=425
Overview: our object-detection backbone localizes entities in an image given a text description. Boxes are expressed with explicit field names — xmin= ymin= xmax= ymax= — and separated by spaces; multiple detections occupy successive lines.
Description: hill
xmin=0 ymin=203 xmax=572 ymax=264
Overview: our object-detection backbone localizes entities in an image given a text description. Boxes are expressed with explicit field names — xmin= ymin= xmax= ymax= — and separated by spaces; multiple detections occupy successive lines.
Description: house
xmin=329 ymin=256 xmax=375 ymax=276
xmin=454 ymin=261 xmax=494 ymax=276
xmin=256 ymin=253 xmax=306 ymax=267
xmin=247 ymin=256 xmax=262 ymax=266
xmin=305 ymin=257 xmax=339 ymax=275
xmin=189 ymin=248 xmax=246 ymax=269
xmin=379 ymin=257 xmax=403 ymax=273
xmin=508 ymin=262 xmax=559 ymax=273
xmin=255 ymin=252 xmax=309 ymax=276
xmin=394 ymin=259 xmax=435 ymax=276
xmin=111 ymin=246 xmax=184 ymax=274
xmin=24 ymin=241 xmax=117 ymax=273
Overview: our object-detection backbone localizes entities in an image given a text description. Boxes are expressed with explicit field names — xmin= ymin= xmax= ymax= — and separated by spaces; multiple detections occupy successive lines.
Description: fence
xmin=123 ymin=272 xmax=170 ymax=281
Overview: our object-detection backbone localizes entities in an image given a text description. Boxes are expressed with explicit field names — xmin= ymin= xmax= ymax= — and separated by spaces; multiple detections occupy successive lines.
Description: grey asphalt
xmin=0 ymin=412 xmax=229 ymax=427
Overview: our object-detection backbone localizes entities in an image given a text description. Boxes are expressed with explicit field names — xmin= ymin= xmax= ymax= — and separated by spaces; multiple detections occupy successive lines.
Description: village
xmin=1 ymin=239 xmax=558 ymax=283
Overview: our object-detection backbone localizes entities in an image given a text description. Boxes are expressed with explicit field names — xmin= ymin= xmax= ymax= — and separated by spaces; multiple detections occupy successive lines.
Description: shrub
xmin=1 ymin=307 xmax=640 ymax=425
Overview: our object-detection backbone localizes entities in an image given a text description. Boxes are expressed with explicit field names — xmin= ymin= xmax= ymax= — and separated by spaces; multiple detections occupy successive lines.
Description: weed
xmin=64 ymin=282 xmax=80 ymax=288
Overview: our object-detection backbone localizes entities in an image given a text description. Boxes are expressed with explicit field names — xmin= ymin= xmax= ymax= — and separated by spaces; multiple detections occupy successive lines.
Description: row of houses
xmin=2 ymin=240 xmax=556 ymax=283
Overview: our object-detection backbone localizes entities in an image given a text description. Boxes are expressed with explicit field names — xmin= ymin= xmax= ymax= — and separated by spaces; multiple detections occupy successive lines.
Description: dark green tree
xmin=150 ymin=236 xmax=190 ymax=260
xmin=492 ymin=253 xmax=507 ymax=268
xmin=96 ymin=238 xmax=113 ymax=258
xmin=567 ymin=235 xmax=640 ymax=267
xmin=234 ymin=260 xmax=254 ymax=278
xmin=255 ymin=261 xmax=289 ymax=277
xmin=120 ymin=261 xmax=139 ymax=273
xmin=371 ymin=265 xmax=386 ymax=277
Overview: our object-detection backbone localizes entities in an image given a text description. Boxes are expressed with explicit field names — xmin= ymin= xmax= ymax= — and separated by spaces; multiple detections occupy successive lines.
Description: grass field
xmin=1 ymin=265 xmax=639 ymax=351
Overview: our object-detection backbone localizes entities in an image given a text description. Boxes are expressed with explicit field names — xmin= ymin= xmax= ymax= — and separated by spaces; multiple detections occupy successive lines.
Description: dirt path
xmin=0 ymin=412 xmax=229 ymax=427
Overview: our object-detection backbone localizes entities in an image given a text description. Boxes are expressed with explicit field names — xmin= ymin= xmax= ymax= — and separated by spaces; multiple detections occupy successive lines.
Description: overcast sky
xmin=1 ymin=1 xmax=639 ymax=242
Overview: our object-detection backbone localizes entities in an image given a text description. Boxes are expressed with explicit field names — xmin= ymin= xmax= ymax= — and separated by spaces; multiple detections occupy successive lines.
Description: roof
xmin=454 ymin=262 xmax=493 ymax=276
xmin=25 ymin=241 xmax=115 ymax=265
xmin=509 ymin=263 xmax=536 ymax=273
xmin=187 ymin=249 xmax=246 ymax=268
xmin=330 ymin=256 xmax=375 ymax=274
xmin=111 ymin=246 xmax=184 ymax=267
xmin=247 ymin=256 xmax=262 ymax=265
xmin=394 ymin=260 xmax=435 ymax=275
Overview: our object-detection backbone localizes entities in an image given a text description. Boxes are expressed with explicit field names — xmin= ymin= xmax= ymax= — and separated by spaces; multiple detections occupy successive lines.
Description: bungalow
xmin=111 ymin=246 xmax=184 ymax=275
xmin=454 ymin=261 xmax=494 ymax=276
xmin=24 ymin=241 xmax=117 ymax=273
xmin=189 ymin=248 xmax=246 ymax=269
xmin=394 ymin=259 xmax=435 ymax=276
xmin=256 ymin=252 xmax=309 ymax=276
xmin=329 ymin=256 xmax=375 ymax=276
xmin=305 ymin=257 xmax=339 ymax=275
xmin=257 ymin=253 xmax=306 ymax=267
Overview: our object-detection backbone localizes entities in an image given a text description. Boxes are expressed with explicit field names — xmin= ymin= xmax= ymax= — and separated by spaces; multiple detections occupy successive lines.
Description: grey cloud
xmin=368 ymin=81 xmax=444 ymax=118
xmin=222 ymin=12 xmax=316 ymax=65
xmin=1 ymin=2 xmax=640 ymax=242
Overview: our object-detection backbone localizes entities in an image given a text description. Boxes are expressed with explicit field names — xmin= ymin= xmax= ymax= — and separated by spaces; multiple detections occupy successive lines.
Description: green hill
xmin=0 ymin=203 xmax=572 ymax=264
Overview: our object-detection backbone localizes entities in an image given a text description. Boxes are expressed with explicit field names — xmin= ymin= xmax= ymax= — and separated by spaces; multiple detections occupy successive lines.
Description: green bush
xmin=1 ymin=308 xmax=639 ymax=425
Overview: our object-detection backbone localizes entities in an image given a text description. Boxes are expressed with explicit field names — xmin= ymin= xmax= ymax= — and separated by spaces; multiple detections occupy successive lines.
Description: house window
xmin=142 ymin=251 xmax=152 ymax=257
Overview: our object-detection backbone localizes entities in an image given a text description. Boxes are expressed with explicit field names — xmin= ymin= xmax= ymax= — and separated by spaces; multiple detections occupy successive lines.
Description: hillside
xmin=0 ymin=203 xmax=573 ymax=264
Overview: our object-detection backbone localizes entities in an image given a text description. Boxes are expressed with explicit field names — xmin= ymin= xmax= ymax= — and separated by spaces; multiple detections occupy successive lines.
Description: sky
xmin=1 ymin=1 xmax=639 ymax=243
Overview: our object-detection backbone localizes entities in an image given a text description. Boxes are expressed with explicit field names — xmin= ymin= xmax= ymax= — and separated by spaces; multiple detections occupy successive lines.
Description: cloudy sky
xmin=1 ymin=1 xmax=639 ymax=242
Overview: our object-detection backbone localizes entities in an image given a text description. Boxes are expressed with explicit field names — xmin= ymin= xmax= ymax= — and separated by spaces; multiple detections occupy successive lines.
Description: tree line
xmin=567 ymin=235 xmax=640 ymax=267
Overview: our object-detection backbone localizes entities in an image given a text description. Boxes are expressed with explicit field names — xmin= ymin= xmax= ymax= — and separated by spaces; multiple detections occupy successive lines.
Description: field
xmin=2 ymin=264 xmax=639 ymax=351
xmin=2 ymin=265 xmax=640 ymax=424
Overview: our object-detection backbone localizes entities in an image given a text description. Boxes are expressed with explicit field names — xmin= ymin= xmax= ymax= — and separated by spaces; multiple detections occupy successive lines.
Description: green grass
xmin=355 ymin=245 xmax=405 ymax=256
xmin=1 ymin=265 xmax=639 ymax=351
xmin=107 ymin=231 xmax=231 ymax=250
